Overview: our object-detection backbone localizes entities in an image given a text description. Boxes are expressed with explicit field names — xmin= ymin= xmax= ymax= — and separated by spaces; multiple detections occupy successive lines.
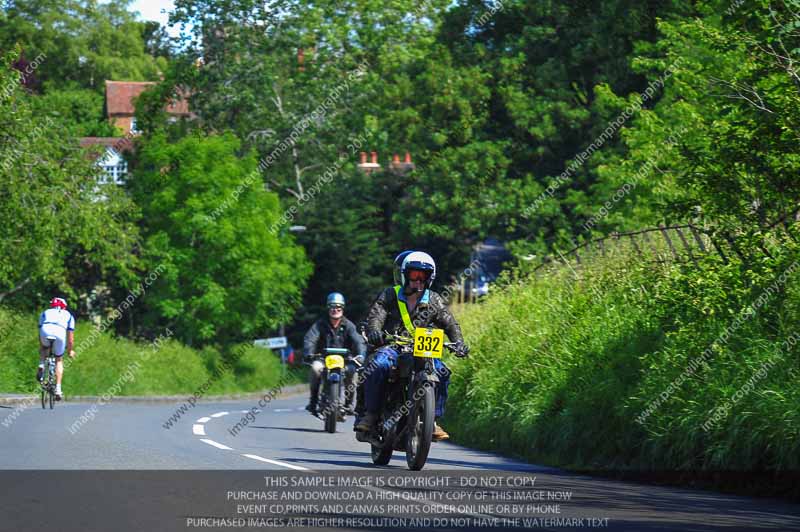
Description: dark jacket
xmin=303 ymin=316 xmax=366 ymax=359
xmin=366 ymin=286 xmax=464 ymax=344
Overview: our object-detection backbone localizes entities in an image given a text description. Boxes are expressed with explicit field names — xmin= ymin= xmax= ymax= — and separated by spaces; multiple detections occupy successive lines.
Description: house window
xmin=101 ymin=160 xmax=128 ymax=185
xmin=98 ymin=147 xmax=127 ymax=185
xmin=130 ymin=117 xmax=139 ymax=134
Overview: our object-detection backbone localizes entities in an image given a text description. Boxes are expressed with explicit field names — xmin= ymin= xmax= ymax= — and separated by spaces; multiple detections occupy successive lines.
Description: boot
xmin=354 ymin=412 xmax=377 ymax=433
xmin=432 ymin=422 xmax=449 ymax=441
xmin=353 ymin=381 xmax=366 ymax=417
xmin=305 ymin=401 xmax=318 ymax=416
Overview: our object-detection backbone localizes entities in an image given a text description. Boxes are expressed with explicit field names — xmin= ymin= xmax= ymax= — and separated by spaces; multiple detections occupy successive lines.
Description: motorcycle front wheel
xmin=324 ymin=381 xmax=340 ymax=433
xmin=405 ymin=382 xmax=435 ymax=470
xmin=371 ymin=440 xmax=393 ymax=465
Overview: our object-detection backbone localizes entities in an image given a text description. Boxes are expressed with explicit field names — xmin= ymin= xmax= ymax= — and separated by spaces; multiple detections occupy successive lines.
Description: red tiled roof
xmin=105 ymin=81 xmax=191 ymax=116
xmin=79 ymin=137 xmax=135 ymax=154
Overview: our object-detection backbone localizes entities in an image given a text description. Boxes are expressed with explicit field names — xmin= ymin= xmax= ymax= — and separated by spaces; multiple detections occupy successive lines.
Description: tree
xmin=167 ymin=0 xmax=447 ymax=200
xmin=26 ymin=87 xmax=118 ymax=137
xmin=292 ymin=167 xmax=387 ymax=328
xmin=0 ymin=0 xmax=167 ymax=92
xmin=595 ymin=0 xmax=800 ymax=239
xmin=129 ymin=131 xmax=312 ymax=345
xmin=0 ymin=48 xmax=138 ymax=308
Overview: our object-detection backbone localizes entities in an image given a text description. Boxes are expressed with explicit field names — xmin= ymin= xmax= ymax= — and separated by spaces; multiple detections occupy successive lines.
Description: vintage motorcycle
xmin=312 ymin=347 xmax=350 ymax=433
xmin=357 ymin=328 xmax=464 ymax=470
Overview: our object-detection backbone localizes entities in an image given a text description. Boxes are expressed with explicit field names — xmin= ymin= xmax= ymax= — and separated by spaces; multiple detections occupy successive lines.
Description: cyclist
xmin=37 ymin=297 xmax=76 ymax=400
xmin=356 ymin=251 xmax=469 ymax=441
xmin=303 ymin=292 xmax=366 ymax=417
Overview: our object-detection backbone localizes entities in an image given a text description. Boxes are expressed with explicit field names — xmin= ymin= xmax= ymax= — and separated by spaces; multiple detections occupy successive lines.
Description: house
xmin=80 ymin=81 xmax=191 ymax=183
xmin=79 ymin=137 xmax=134 ymax=186
xmin=104 ymin=81 xmax=191 ymax=134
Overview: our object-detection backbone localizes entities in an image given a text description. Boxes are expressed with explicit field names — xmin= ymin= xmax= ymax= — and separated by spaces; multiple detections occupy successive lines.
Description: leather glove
xmin=453 ymin=341 xmax=470 ymax=358
xmin=367 ymin=330 xmax=384 ymax=347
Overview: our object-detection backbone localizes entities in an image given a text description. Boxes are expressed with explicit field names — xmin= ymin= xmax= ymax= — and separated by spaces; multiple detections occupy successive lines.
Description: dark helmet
xmin=393 ymin=250 xmax=415 ymax=285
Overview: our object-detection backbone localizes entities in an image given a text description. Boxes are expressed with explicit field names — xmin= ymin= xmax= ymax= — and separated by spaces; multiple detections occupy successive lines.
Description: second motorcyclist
xmin=303 ymin=292 xmax=366 ymax=417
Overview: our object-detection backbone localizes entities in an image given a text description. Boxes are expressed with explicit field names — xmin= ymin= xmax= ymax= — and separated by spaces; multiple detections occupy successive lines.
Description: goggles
xmin=328 ymin=304 xmax=344 ymax=311
xmin=407 ymin=270 xmax=430 ymax=282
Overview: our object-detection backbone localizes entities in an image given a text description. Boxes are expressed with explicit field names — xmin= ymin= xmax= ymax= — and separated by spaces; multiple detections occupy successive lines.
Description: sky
xmin=129 ymin=0 xmax=174 ymax=25
xmin=129 ymin=0 xmax=179 ymax=35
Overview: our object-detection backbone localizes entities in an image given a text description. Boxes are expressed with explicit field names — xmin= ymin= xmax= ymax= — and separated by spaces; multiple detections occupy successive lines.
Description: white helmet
xmin=400 ymin=251 xmax=436 ymax=290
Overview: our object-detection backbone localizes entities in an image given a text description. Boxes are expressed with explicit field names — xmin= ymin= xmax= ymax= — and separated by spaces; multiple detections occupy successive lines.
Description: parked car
xmin=469 ymin=238 xmax=512 ymax=297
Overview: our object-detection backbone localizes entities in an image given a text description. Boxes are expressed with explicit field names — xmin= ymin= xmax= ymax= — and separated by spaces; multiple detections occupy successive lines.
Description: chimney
xmin=357 ymin=150 xmax=381 ymax=174
xmin=389 ymin=150 xmax=415 ymax=175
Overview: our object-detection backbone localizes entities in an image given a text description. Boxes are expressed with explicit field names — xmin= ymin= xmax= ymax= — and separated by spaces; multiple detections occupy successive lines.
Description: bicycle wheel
xmin=41 ymin=363 xmax=50 ymax=409
xmin=48 ymin=361 xmax=55 ymax=409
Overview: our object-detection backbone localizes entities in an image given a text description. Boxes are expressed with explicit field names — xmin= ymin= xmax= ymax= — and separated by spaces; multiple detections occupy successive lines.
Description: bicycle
xmin=40 ymin=336 xmax=58 ymax=409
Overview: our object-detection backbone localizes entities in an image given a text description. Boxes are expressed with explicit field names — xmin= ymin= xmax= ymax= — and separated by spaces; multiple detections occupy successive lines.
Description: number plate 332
xmin=413 ymin=328 xmax=444 ymax=358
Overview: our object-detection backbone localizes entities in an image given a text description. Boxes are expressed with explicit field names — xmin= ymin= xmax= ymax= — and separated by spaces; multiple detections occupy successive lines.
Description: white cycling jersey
xmin=39 ymin=308 xmax=75 ymax=356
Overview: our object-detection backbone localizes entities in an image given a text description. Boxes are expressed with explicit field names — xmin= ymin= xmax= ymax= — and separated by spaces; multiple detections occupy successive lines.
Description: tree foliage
xmin=128 ymin=131 xmax=312 ymax=345
xmin=3 ymin=0 xmax=799 ymax=345
xmin=0 ymin=0 xmax=167 ymax=92
xmin=0 ymin=48 xmax=138 ymax=308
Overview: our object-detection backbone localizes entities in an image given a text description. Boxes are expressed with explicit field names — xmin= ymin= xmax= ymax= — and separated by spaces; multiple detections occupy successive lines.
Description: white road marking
xmin=200 ymin=438 xmax=233 ymax=450
xmin=241 ymin=453 xmax=311 ymax=471
xmin=193 ymin=409 xmax=313 ymax=472
xmin=296 ymin=407 xmax=306 ymax=411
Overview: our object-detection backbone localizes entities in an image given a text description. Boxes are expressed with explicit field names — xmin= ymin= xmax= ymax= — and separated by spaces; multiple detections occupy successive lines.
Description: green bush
xmin=0 ymin=309 xmax=300 ymax=396
xmin=447 ymin=232 xmax=800 ymax=477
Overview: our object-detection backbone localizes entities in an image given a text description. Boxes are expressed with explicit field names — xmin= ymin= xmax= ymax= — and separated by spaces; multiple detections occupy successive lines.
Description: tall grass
xmin=0 ymin=309 xmax=300 ymax=396
xmin=447 ymin=233 xmax=800 ymax=482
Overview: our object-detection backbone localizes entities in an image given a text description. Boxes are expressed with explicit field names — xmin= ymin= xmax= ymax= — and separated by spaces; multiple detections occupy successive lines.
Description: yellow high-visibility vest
xmin=394 ymin=285 xmax=415 ymax=335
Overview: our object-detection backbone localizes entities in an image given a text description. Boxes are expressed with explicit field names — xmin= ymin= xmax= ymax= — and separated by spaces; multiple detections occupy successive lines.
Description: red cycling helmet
xmin=50 ymin=297 xmax=67 ymax=309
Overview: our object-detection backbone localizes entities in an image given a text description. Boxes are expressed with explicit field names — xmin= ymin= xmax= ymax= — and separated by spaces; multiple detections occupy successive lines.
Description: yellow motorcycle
xmin=314 ymin=347 xmax=349 ymax=433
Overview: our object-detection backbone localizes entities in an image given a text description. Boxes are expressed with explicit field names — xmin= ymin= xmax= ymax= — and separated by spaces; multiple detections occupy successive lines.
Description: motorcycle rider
xmin=355 ymin=251 xmax=469 ymax=441
xmin=353 ymin=250 xmax=415 ymax=426
xmin=303 ymin=292 xmax=366 ymax=417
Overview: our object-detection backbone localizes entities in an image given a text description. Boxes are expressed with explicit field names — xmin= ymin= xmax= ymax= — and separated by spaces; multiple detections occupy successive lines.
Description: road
xmin=1 ymin=393 xmax=798 ymax=532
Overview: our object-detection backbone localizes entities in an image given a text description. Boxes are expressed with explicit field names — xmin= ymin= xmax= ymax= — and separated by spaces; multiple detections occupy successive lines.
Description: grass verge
xmin=446 ymin=233 xmax=800 ymax=499
xmin=0 ymin=309 xmax=301 ymax=396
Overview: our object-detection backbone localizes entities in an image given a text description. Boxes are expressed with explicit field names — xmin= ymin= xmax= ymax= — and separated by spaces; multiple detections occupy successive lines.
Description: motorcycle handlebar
xmin=380 ymin=332 xmax=469 ymax=358
xmin=304 ymin=351 xmax=365 ymax=364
